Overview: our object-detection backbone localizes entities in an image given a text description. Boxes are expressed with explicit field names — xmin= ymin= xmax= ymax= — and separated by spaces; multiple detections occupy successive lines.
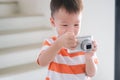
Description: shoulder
xmin=40 ymin=36 xmax=57 ymax=52
xmin=43 ymin=36 xmax=57 ymax=46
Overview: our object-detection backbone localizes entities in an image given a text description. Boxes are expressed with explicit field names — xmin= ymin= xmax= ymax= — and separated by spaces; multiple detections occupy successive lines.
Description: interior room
xmin=0 ymin=0 xmax=115 ymax=80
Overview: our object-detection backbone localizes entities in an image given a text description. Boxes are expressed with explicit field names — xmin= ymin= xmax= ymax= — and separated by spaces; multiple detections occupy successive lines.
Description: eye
xmin=62 ymin=25 xmax=68 ymax=26
xmin=74 ymin=24 xmax=79 ymax=26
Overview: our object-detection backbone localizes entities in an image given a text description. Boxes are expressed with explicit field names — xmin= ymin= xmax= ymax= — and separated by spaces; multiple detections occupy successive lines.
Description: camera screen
xmin=86 ymin=45 xmax=92 ymax=49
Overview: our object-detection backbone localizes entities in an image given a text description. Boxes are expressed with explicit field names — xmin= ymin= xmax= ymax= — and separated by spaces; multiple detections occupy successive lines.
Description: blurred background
xmin=0 ymin=0 xmax=114 ymax=80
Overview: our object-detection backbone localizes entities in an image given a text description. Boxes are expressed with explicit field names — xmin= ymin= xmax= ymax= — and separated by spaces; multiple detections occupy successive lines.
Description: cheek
xmin=59 ymin=29 xmax=66 ymax=35
xmin=74 ymin=28 xmax=80 ymax=35
xmin=56 ymin=28 xmax=66 ymax=36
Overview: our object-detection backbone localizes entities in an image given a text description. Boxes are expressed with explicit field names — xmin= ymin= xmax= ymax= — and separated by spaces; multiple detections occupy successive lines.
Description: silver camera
xmin=68 ymin=36 xmax=93 ymax=53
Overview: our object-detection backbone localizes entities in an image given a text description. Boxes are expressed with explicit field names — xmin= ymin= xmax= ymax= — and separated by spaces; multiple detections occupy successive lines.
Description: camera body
xmin=68 ymin=36 xmax=93 ymax=53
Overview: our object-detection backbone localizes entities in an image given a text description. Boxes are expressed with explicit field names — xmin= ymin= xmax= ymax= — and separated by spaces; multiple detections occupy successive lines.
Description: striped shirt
xmin=38 ymin=36 xmax=98 ymax=80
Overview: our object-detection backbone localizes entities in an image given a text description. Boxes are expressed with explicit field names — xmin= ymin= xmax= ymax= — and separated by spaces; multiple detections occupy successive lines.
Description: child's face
xmin=50 ymin=8 xmax=82 ymax=37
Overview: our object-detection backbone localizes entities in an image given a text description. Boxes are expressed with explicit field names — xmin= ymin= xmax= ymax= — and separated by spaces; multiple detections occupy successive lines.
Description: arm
xmin=37 ymin=39 xmax=61 ymax=66
xmin=85 ymin=54 xmax=97 ymax=77
xmin=37 ymin=32 xmax=77 ymax=66
xmin=85 ymin=41 xmax=98 ymax=77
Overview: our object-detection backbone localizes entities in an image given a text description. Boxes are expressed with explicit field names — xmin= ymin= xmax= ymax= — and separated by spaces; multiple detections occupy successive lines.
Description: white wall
xmin=81 ymin=0 xmax=115 ymax=80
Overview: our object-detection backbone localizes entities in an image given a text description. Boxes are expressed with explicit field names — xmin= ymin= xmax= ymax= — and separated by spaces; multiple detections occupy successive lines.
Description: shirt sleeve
xmin=39 ymin=39 xmax=51 ymax=54
xmin=37 ymin=39 xmax=51 ymax=65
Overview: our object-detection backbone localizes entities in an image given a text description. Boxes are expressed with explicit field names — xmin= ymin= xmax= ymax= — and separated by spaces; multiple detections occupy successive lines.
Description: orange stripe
xmin=46 ymin=77 xmax=50 ymax=80
xmin=43 ymin=40 xmax=51 ymax=46
xmin=49 ymin=62 xmax=86 ymax=74
xmin=59 ymin=48 xmax=85 ymax=57
xmin=43 ymin=36 xmax=56 ymax=46
xmin=52 ymin=36 xmax=57 ymax=41
xmin=69 ymin=52 xmax=85 ymax=57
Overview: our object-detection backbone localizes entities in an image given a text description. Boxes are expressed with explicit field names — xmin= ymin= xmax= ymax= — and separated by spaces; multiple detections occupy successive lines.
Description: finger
xmin=94 ymin=41 xmax=97 ymax=49
xmin=93 ymin=40 xmax=98 ymax=46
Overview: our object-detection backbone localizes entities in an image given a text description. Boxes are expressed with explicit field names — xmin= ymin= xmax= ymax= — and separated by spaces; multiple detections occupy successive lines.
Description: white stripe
xmin=54 ymin=54 xmax=85 ymax=65
xmin=46 ymin=38 xmax=54 ymax=44
xmin=40 ymin=45 xmax=50 ymax=52
xmin=47 ymin=70 xmax=88 ymax=80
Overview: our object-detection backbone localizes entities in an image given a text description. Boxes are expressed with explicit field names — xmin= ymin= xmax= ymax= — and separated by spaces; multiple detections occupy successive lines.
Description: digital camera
xmin=68 ymin=36 xmax=93 ymax=53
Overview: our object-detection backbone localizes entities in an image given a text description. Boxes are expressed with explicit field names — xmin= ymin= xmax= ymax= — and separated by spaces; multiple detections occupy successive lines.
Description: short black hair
xmin=50 ymin=0 xmax=83 ymax=16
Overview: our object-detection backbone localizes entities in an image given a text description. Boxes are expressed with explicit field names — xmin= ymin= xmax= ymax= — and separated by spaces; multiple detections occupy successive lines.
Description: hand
xmin=57 ymin=31 xmax=77 ymax=49
xmin=85 ymin=40 xmax=97 ymax=58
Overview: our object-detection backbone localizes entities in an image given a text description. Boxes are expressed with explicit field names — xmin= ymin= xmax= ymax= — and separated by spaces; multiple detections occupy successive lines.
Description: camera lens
xmin=86 ymin=44 xmax=92 ymax=49
xmin=81 ymin=39 xmax=93 ymax=52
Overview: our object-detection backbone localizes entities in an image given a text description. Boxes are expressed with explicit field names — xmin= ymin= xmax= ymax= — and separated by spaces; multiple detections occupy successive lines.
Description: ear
xmin=50 ymin=17 xmax=55 ymax=27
